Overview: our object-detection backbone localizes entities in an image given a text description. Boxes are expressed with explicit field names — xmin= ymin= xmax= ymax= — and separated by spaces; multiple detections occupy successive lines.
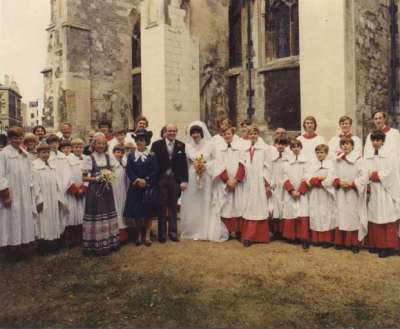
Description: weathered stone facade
xmin=43 ymin=0 xmax=398 ymax=140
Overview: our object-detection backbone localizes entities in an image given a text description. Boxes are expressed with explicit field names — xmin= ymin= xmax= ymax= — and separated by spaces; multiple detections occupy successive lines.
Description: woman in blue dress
xmin=124 ymin=129 xmax=158 ymax=246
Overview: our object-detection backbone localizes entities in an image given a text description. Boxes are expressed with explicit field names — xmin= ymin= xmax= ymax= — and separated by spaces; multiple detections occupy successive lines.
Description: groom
xmin=151 ymin=123 xmax=188 ymax=243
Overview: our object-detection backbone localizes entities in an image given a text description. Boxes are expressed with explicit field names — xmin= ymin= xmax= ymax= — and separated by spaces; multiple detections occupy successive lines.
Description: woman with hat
xmin=124 ymin=129 xmax=158 ymax=246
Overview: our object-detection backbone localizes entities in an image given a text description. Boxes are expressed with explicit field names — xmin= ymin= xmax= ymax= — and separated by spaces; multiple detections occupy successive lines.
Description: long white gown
xmin=242 ymin=138 xmax=274 ymax=220
xmin=333 ymin=151 xmax=368 ymax=240
xmin=271 ymin=150 xmax=289 ymax=220
xmin=64 ymin=153 xmax=86 ymax=226
xmin=33 ymin=158 xmax=63 ymax=240
xmin=297 ymin=133 xmax=326 ymax=163
xmin=306 ymin=159 xmax=336 ymax=232
xmin=180 ymin=121 xmax=228 ymax=242
xmin=0 ymin=145 xmax=36 ymax=247
xmin=112 ymin=159 xmax=128 ymax=232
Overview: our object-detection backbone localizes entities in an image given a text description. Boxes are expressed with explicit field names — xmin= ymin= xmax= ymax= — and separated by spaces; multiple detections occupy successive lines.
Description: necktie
xmin=227 ymin=143 xmax=231 ymax=148
xmin=374 ymin=149 xmax=379 ymax=156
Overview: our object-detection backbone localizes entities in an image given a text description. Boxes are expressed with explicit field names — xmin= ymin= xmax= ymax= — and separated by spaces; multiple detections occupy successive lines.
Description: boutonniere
xmin=177 ymin=150 xmax=184 ymax=154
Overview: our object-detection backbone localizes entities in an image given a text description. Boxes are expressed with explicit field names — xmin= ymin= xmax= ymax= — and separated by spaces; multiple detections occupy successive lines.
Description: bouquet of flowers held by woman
xmin=95 ymin=169 xmax=116 ymax=197
xmin=193 ymin=154 xmax=207 ymax=189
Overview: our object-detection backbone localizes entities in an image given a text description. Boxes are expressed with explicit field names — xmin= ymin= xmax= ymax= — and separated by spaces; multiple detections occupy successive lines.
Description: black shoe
xmin=243 ymin=240 xmax=252 ymax=247
xmin=321 ymin=243 xmax=331 ymax=249
xmin=368 ymin=247 xmax=378 ymax=254
xmin=378 ymin=249 xmax=389 ymax=258
xmin=235 ymin=232 xmax=241 ymax=241
xmin=351 ymin=247 xmax=360 ymax=254
xmin=302 ymin=241 xmax=310 ymax=250
xmin=158 ymin=238 xmax=166 ymax=244
xmin=335 ymin=245 xmax=344 ymax=250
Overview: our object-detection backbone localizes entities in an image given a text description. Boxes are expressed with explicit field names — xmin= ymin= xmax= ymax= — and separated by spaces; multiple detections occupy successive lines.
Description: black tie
xmin=227 ymin=143 xmax=231 ymax=148
xmin=374 ymin=149 xmax=379 ymax=156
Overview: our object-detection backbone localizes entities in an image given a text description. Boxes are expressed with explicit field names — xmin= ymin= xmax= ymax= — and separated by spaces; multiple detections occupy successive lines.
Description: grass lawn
xmin=1 ymin=239 xmax=400 ymax=329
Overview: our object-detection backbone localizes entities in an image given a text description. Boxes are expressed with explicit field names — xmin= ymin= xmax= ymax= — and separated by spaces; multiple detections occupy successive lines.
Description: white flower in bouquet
xmin=193 ymin=154 xmax=207 ymax=189
xmin=97 ymin=169 xmax=116 ymax=184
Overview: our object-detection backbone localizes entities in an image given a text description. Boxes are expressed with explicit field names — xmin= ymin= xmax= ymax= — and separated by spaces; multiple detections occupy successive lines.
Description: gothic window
xmin=265 ymin=0 xmax=299 ymax=60
xmin=229 ymin=0 xmax=242 ymax=68
xmin=132 ymin=21 xmax=141 ymax=69
xmin=264 ymin=67 xmax=300 ymax=130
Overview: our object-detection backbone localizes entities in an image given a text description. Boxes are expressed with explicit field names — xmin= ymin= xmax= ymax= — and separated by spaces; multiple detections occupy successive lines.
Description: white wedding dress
xmin=180 ymin=121 xmax=228 ymax=242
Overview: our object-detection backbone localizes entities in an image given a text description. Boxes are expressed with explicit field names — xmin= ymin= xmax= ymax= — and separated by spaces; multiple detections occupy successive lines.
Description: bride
xmin=180 ymin=121 xmax=228 ymax=242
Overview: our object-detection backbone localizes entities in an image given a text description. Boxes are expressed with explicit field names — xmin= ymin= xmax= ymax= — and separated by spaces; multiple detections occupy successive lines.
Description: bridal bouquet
xmin=96 ymin=169 xmax=116 ymax=197
xmin=193 ymin=154 xmax=207 ymax=189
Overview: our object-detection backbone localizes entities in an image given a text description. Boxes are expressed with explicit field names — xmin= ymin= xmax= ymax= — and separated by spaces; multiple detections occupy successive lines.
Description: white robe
xmin=180 ymin=140 xmax=216 ymax=240
xmin=0 ymin=145 xmax=36 ymax=247
xmin=64 ymin=154 xmax=86 ymax=226
xmin=328 ymin=134 xmax=362 ymax=159
xmin=212 ymin=134 xmax=251 ymax=152
xmin=334 ymin=151 xmax=368 ymax=239
xmin=365 ymin=150 xmax=400 ymax=226
xmin=281 ymin=153 xmax=309 ymax=219
xmin=32 ymin=159 xmax=63 ymax=240
xmin=242 ymin=138 xmax=273 ymax=220
xmin=49 ymin=150 xmax=69 ymax=233
xmin=112 ymin=160 xmax=128 ymax=231
xmin=297 ymin=134 xmax=326 ymax=163
xmin=306 ymin=159 xmax=336 ymax=232
xmin=364 ymin=127 xmax=400 ymax=162
xmin=271 ymin=151 xmax=289 ymax=219
xmin=214 ymin=137 xmax=246 ymax=218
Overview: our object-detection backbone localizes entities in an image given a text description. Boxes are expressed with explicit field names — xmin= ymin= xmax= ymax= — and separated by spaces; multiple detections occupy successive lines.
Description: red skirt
xmin=367 ymin=221 xmax=399 ymax=250
xmin=335 ymin=229 xmax=360 ymax=247
xmin=241 ymin=219 xmax=270 ymax=243
xmin=310 ymin=230 xmax=334 ymax=244
xmin=222 ymin=217 xmax=241 ymax=234
xmin=119 ymin=228 xmax=129 ymax=244
xmin=282 ymin=217 xmax=309 ymax=241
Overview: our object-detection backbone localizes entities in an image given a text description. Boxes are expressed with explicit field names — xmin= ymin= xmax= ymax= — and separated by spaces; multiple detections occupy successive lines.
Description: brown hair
xmin=135 ymin=116 xmax=149 ymax=128
xmin=338 ymin=116 xmax=352 ymax=125
xmin=290 ymin=139 xmax=302 ymax=149
xmin=303 ymin=116 xmax=317 ymax=130
xmin=46 ymin=134 xmax=60 ymax=144
xmin=315 ymin=144 xmax=329 ymax=153
xmin=7 ymin=127 xmax=24 ymax=138
xmin=217 ymin=116 xmax=232 ymax=129
xmin=222 ymin=126 xmax=236 ymax=135
xmin=339 ymin=137 xmax=354 ymax=147
xmin=71 ymin=138 xmax=85 ymax=146
xmin=372 ymin=111 xmax=387 ymax=120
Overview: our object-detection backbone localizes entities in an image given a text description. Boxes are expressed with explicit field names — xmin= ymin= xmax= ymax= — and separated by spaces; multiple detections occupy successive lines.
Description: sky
xmin=0 ymin=0 xmax=50 ymax=103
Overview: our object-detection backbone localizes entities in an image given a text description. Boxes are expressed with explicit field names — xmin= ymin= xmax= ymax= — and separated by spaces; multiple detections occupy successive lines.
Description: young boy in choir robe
xmin=333 ymin=138 xmax=368 ymax=253
xmin=47 ymin=134 xmax=69 ymax=239
xmin=297 ymin=116 xmax=326 ymax=163
xmin=281 ymin=140 xmax=310 ymax=249
xmin=241 ymin=126 xmax=273 ymax=247
xmin=328 ymin=116 xmax=362 ymax=159
xmin=214 ymin=127 xmax=246 ymax=240
xmin=59 ymin=140 xmax=72 ymax=156
xmin=365 ymin=130 xmax=400 ymax=258
xmin=0 ymin=127 xmax=36 ymax=260
xmin=112 ymin=145 xmax=129 ymax=244
xmin=63 ymin=138 xmax=87 ymax=247
xmin=33 ymin=143 xmax=64 ymax=254
xmin=109 ymin=129 xmax=126 ymax=156
xmin=270 ymin=137 xmax=289 ymax=240
xmin=306 ymin=144 xmax=336 ymax=248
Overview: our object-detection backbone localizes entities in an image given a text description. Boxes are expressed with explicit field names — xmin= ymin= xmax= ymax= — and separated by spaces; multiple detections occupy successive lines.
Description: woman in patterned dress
xmin=82 ymin=134 xmax=120 ymax=256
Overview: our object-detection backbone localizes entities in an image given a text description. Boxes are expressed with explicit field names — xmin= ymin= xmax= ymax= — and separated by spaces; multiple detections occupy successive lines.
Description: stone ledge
xmin=61 ymin=22 xmax=91 ymax=32
xmin=258 ymin=56 xmax=300 ymax=73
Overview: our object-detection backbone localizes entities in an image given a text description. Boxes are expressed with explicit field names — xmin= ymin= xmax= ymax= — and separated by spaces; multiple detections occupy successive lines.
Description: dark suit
xmin=151 ymin=139 xmax=188 ymax=240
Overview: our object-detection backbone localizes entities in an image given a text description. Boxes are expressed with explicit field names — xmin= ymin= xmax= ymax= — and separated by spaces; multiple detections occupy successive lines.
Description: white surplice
xmin=365 ymin=149 xmax=400 ymax=226
xmin=0 ymin=145 xmax=36 ymax=247
xmin=296 ymin=134 xmax=326 ymax=163
xmin=306 ymin=159 xmax=336 ymax=232
xmin=112 ymin=159 xmax=128 ymax=230
xmin=271 ymin=150 xmax=289 ymax=219
xmin=334 ymin=151 xmax=368 ymax=239
xmin=281 ymin=153 xmax=309 ymax=220
xmin=364 ymin=127 xmax=400 ymax=162
xmin=242 ymin=138 xmax=274 ymax=220
xmin=32 ymin=158 xmax=63 ymax=240
xmin=328 ymin=134 xmax=362 ymax=159
xmin=64 ymin=154 xmax=86 ymax=226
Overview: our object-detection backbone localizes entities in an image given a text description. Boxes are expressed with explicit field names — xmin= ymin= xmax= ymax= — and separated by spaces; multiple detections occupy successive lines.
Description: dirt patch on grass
xmin=1 ymin=240 xmax=400 ymax=328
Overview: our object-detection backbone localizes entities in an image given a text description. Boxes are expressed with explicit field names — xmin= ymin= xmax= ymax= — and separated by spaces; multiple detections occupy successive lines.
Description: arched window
xmin=132 ymin=20 xmax=141 ymax=69
xmin=266 ymin=0 xmax=299 ymax=59
xmin=229 ymin=0 xmax=243 ymax=68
